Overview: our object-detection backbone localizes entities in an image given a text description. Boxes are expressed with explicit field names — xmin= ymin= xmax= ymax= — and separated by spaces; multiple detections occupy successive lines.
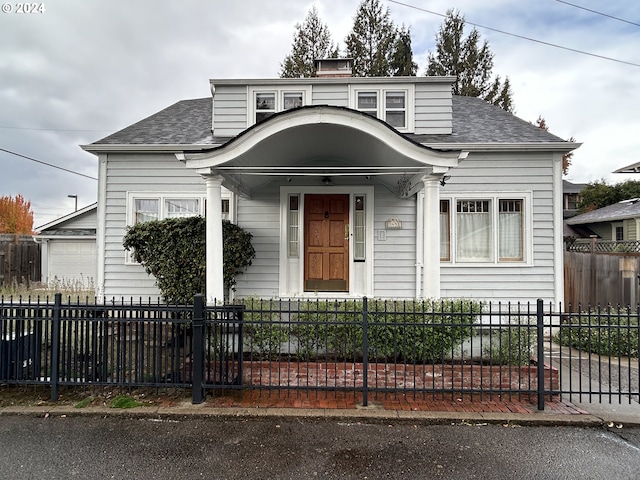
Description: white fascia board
xmin=210 ymin=76 xmax=456 ymax=87
xmin=423 ymin=142 xmax=581 ymax=153
xmin=80 ymin=144 xmax=220 ymax=154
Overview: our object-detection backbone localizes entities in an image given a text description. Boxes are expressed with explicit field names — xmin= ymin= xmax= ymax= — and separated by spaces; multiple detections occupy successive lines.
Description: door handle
xmin=344 ymin=224 xmax=349 ymax=240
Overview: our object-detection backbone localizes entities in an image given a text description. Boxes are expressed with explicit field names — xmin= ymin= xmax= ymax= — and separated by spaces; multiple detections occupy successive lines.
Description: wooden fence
xmin=564 ymin=250 xmax=640 ymax=308
xmin=0 ymin=234 xmax=41 ymax=286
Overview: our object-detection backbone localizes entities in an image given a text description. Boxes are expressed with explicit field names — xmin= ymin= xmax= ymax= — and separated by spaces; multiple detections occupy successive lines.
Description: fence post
xmin=50 ymin=293 xmax=61 ymax=402
xmin=362 ymin=296 xmax=369 ymax=407
xmin=536 ymin=298 xmax=545 ymax=411
xmin=192 ymin=294 xmax=205 ymax=404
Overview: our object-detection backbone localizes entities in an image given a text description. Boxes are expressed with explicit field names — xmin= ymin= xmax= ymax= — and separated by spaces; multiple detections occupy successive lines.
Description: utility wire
xmin=0 ymin=148 xmax=98 ymax=181
xmin=555 ymin=0 xmax=640 ymax=28
xmin=386 ymin=0 xmax=640 ymax=68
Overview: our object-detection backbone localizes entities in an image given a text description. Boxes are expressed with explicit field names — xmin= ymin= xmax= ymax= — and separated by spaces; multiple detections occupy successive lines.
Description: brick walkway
xmin=200 ymin=390 xmax=589 ymax=415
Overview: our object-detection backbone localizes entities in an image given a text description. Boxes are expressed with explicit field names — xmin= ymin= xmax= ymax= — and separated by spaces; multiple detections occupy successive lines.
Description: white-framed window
xmin=440 ymin=193 xmax=530 ymax=265
xmin=126 ymin=192 xmax=232 ymax=264
xmin=614 ymin=223 xmax=624 ymax=241
xmin=287 ymin=194 xmax=299 ymax=258
xmin=249 ymin=86 xmax=311 ymax=125
xmin=354 ymin=195 xmax=366 ymax=261
xmin=350 ymin=85 xmax=414 ymax=132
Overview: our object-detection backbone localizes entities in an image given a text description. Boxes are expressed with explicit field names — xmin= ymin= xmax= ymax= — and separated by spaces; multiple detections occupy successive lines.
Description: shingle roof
xmin=90 ymin=94 xmax=568 ymax=147
xmin=566 ymin=199 xmax=640 ymax=225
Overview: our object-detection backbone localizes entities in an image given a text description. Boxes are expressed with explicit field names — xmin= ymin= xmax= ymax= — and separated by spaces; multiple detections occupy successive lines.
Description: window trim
xmin=349 ymin=84 xmax=414 ymax=132
xmin=440 ymin=192 xmax=532 ymax=266
xmin=248 ymin=86 xmax=312 ymax=127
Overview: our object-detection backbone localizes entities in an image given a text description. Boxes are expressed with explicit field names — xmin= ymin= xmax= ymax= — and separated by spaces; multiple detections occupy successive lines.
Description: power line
xmin=0 ymin=148 xmax=98 ymax=181
xmin=555 ymin=0 xmax=640 ymax=28
xmin=0 ymin=125 xmax=113 ymax=132
xmin=386 ymin=0 xmax=640 ymax=68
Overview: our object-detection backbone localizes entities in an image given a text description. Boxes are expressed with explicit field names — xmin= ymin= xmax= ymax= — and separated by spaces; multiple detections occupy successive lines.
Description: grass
xmin=109 ymin=395 xmax=145 ymax=409
xmin=74 ymin=397 xmax=92 ymax=409
xmin=0 ymin=277 xmax=95 ymax=301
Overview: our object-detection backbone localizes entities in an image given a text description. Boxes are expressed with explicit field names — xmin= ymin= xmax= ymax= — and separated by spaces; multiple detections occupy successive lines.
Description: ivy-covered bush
xmin=554 ymin=308 xmax=639 ymax=358
xmin=123 ymin=216 xmax=255 ymax=303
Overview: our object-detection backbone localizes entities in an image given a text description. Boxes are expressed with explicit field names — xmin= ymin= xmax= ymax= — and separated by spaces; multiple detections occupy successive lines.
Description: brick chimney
xmin=314 ymin=58 xmax=353 ymax=78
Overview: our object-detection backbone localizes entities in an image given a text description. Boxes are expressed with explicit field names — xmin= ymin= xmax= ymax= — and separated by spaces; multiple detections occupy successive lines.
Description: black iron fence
xmin=1 ymin=295 xmax=638 ymax=410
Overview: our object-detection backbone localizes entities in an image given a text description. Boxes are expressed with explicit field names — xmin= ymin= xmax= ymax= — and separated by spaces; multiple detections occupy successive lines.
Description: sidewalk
xmin=2 ymin=389 xmax=638 ymax=428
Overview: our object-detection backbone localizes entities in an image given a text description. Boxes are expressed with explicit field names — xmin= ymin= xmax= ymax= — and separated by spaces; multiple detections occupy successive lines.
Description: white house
xmin=34 ymin=203 xmax=97 ymax=288
xmin=82 ymin=59 xmax=577 ymax=304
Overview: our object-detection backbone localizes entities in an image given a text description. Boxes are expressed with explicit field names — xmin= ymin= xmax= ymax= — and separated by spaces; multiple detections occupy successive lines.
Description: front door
xmin=304 ymin=194 xmax=349 ymax=292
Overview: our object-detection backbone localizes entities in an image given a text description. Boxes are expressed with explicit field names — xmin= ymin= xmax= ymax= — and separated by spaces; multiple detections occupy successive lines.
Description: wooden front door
xmin=304 ymin=194 xmax=349 ymax=292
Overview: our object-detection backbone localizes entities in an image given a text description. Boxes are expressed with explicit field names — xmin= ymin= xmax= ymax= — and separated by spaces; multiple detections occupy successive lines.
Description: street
xmin=0 ymin=414 xmax=639 ymax=479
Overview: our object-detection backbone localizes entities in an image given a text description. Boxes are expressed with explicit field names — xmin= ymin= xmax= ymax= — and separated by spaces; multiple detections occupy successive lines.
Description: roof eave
xmin=80 ymin=143 xmax=221 ymax=154
xmin=422 ymin=142 xmax=581 ymax=153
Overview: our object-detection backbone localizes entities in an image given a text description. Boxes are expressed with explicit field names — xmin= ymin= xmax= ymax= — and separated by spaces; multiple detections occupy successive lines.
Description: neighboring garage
xmin=34 ymin=203 xmax=97 ymax=288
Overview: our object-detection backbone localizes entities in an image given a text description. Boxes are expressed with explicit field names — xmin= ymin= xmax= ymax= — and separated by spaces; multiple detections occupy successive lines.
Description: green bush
xmin=241 ymin=298 xmax=290 ymax=360
xmin=554 ymin=308 xmax=639 ymax=358
xmin=123 ymin=217 xmax=255 ymax=303
xmin=482 ymin=320 xmax=536 ymax=366
xmin=290 ymin=298 xmax=481 ymax=362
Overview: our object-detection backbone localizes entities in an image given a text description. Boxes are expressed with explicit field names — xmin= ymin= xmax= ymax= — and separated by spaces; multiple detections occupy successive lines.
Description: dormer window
xmin=249 ymin=87 xmax=311 ymax=125
xmin=350 ymin=85 xmax=414 ymax=132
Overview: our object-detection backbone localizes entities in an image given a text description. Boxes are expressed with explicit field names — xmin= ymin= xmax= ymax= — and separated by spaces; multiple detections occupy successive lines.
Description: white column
xmin=205 ymin=174 xmax=224 ymax=304
xmin=422 ymin=175 xmax=441 ymax=298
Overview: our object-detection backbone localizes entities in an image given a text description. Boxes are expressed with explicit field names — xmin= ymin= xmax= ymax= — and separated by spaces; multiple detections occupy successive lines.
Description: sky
xmin=1 ymin=0 xmax=639 ymax=228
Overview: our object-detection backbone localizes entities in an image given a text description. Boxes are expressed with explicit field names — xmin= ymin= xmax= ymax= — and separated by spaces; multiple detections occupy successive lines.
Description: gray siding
xmin=102 ymin=153 xmax=206 ymax=299
xmin=311 ymin=84 xmax=349 ymax=107
xmin=372 ymin=189 xmax=417 ymax=298
xmin=439 ymin=152 xmax=557 ymax=303
xmin=414 ymin=84 xmax=452 ymax=134
xmin=233 ymin=186 xmax=281 ymax=298
xmin=213 ymin=85 xmax=247 ymax=137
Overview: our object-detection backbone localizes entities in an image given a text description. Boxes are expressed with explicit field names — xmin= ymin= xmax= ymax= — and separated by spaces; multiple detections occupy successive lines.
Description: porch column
xmin=204 ymin=174 xmax=224 ymax=304
xmin=422 ymin=175 xmax=441 ymax=298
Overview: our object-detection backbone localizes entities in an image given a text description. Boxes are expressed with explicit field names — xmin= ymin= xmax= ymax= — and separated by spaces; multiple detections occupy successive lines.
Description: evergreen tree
xmin=280 ymin=6 xmax=336 ymax=78
xmin=426 ymin=9 xmax=514 ymax=112
xmin=390 ymin=26 xmax=418 ymax=76
xmin=345 ymin=0 xmax=398 ymax=77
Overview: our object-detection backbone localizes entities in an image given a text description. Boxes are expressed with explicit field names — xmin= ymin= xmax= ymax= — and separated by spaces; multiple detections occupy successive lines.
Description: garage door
xmin=48 ymin=240 xmax=96 ymax=287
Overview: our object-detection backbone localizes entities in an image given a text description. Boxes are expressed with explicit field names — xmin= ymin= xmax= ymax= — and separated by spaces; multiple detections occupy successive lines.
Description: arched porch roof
xmin=180 ymin=105 xmax=467 ymax=197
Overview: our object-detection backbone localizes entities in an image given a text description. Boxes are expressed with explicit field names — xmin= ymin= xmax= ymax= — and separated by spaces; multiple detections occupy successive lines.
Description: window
xmin=615 ymin=225 xmax=624 ymax=241
xmin=165 ymin=199 xmax=199 ymax=218
xmin=287 ymin=195 xmax=299 ymax=257
xmin=441 ymin=195 xmax=528 ymax=264
xmin=350 ymin=85 xmax=413 ymax=131
xmin=250 ymin=87 xmax=311 ymax=125
xmin=440 ymin=200 xmax=450 ymax=261
xmin=134 ymin=199 xmax=159 ymax=223
xmin=354 ymin=196 xmax=366 ymax=261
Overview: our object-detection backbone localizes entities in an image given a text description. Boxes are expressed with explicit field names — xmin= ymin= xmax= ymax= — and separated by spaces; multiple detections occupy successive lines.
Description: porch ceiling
xmin=181 ymin=106 xmax=464 ymax=197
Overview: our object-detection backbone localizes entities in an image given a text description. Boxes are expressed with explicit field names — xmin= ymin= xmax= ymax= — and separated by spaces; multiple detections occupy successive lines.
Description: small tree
xmin=0 ymin=194 xmax=34 ymax=234
xmin=535 ymin=115 xmax=575 ymax=175
xmin=123 ymin=216 xmax=255 ymax=303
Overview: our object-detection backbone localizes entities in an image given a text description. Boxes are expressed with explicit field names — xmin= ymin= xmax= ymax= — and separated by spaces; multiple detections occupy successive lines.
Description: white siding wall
xmin=439 ymin=152 xmax=557 ymax=303
xmin=59 ymin=210 xmax=96 ymax=229
xmin=311 ymin=84 xmax=349 ymax=107
xmin=102 ymin=153 xmax=206 ymax=299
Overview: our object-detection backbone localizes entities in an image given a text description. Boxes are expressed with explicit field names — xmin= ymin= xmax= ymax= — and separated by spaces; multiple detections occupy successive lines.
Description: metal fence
xmin=1 ymin=295 xmax=638 ymax=410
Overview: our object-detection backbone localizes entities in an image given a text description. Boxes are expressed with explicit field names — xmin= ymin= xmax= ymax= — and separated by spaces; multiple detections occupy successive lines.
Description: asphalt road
xmin=1 ymin=415 xmax=640 ymax=480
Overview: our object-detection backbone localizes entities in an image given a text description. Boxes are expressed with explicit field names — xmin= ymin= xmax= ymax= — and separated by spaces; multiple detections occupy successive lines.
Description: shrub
xmin=241 ymin=297 xmax=290 ymax=360
xmin=123 ymin=217 xmax=255 ymax=303
xmin=554 ymin=308 xmax=639 ymax=358
xmin=482 ymin=319 xmax=536 ymax=366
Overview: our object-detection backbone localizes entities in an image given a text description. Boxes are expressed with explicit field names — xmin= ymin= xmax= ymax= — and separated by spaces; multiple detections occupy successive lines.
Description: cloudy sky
xmin=1 ymin=0 xmax=639 ymax=227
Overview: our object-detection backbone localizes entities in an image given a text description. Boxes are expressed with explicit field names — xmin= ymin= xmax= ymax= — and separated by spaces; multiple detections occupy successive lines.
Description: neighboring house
xmin=562 ymin=180 xmax=586 ymax=219
xmin=34 ymin=203 xmax=97 ymax=287
xmin=565 ymin=198 xmax=640 ymax=241
xmin=82 ymin=59 xmax=577 ymax=304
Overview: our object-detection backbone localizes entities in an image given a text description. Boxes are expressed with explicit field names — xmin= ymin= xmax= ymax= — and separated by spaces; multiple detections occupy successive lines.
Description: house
xmin=82 ymin=59 xmax=577 ymax=304
xmin=562 ymin=180 xmax=586 ymax=219
xmin=565 ymin=198 xmax=640 ymax=242
xmin=33 ymin=203 xmax=97 ymax=287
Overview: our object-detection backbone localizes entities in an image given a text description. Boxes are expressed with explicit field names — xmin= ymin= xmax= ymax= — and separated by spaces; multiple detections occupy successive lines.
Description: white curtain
xmin=499 ymin=211 xmax=522 ymax=260
xmin=456 ymin=212 xmax=492 ymax=262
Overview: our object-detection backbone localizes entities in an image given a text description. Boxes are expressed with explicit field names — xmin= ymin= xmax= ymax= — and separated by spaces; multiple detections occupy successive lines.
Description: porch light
xmin=322 ymin=176 xmax=333 ymax=185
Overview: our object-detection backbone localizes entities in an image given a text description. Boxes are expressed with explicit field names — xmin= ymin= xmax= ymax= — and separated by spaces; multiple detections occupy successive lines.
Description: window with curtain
xmin=456 ymin=200 xmax=492 ymax=262
xmin=498 ymin=199 xmax=523 ymax=261
xmin=134 ymin=199 xmax=159 ymax=223
xmin=288 ymin=195 xmax=299 ymax=258
xmin=354 ymin=195 xmax=366 ymax=261
xmin=165 ymin=199 xmax=200 ymax=218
